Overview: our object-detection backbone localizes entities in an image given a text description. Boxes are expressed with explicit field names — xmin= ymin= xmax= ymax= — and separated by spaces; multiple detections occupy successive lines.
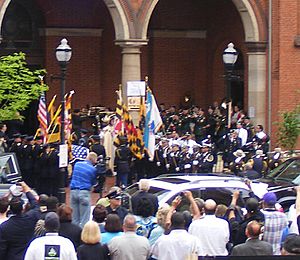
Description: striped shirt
xmin=70 ymin=160 xmax=97 ymax=190
xmin=262 ymin=209 xmax=288 ymax=255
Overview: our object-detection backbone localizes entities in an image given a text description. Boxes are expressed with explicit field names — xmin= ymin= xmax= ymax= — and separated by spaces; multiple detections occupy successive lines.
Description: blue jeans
xmin=70 ymin=189 xmax=91 ymax=228
xmin=117 ymin=172 xmax=128 ymax=187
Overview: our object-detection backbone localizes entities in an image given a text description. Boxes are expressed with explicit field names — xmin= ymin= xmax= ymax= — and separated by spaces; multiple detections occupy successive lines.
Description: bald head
xmin=123 ymin=214 xmax=136 ymax=232
xmin=246 ymin=220 xmax=261 ymax=238
xmin=204 ymin=199 xmax=217 ymax=214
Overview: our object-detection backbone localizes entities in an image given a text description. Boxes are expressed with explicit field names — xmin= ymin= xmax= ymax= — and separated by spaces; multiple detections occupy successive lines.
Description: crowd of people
xmin=0 ymin=178 xmax=300 ymax=259
xmin=0 ymin=100 xmax=299 ymax=259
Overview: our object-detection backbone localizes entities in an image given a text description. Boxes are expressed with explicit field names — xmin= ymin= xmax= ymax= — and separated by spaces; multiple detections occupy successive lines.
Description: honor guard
xmin=21 ymin=136 xmax=35 ymax=186
xmin=222 ymin=130 xmax=242 ymax=168
xmin=179 ymin=144 xmax=192 ymax=174
xmin=78 ymin=128 xmax=89 ymax=148
xmin=9 ymin=133 xmax=23 ymax=168
xmin=154 ymin=137 xmax=170 ymax=175
xmin=90 ymin=135 xmax=106 ymax=158
xmin=247 ymin=149 xmax=268 ymax=177
xmin=167 ymin=141 xmax=181 ymax=173
xmin=193 ymin=108 xmax=208 ymax=144
xmin=32 ymin=136 xmax=44 ymax=188
xmin=198 ymin=141 xmax=215 ymax=173
xmin=191 ymin=143 xmax=202 ymax=173
xmin=229 ymin=149 xmax=246 ymax=175
xmin=268 ymin=147 xmax=284 ymax=170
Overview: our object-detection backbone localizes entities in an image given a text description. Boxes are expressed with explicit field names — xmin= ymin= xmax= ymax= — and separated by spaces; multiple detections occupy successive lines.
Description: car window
xmin=165 ymin=188 xmax=202 ymax=212
xmin=275 ymin=160 xmax=300 ymax=184
xmin=267 ymin=159 xmax=293 ymax=178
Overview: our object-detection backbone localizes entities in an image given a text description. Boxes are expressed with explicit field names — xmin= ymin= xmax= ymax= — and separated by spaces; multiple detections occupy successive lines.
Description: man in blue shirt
xmin=70 ymin=152 xmax=97 ymax=227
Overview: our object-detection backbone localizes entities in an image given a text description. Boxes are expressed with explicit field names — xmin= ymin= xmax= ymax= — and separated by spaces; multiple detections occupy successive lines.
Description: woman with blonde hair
xmin=77 ymin=220 xmax=109 ymax=260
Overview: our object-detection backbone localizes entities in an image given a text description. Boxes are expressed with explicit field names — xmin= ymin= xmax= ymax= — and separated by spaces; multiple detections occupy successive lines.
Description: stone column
xmin=246 ymin=42 xmax=267 ymax=127
xmin=115 ymin=40 xmax=148 ymax=124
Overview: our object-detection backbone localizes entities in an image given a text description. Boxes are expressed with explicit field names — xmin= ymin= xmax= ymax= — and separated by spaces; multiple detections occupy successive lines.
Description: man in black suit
xmin=131 ymin=179 xmax=159 ymax=216
xmin=0 ymin=182 xmax=40 ymax=260
xmin=231 ymin=220 xmax=273 ymax=256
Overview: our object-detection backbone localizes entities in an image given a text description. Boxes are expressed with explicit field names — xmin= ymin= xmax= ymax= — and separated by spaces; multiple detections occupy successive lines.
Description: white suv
xmin=124 ymin=175 xmax=268 ymax=210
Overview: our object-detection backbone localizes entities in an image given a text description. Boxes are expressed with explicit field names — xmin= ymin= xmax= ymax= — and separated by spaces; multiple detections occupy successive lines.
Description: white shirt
xmin=237 ymin=127 xmax=248 ymax=146
xmin=188 ymin=215 xmax=229 ymax=256
xmin=151 ymin=229 xmax=204 ymax=260
xmin=24 ymin=233 xmax=77 ymax=260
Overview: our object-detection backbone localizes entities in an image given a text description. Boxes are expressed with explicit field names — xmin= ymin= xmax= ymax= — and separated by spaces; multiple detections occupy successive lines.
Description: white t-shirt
xmin=188 ymin=215 xmax=230 ymax=256
xmin=24 ymin=233 xmax=77 ymax=260
xmin=151 ymin=229 xmax=204 ymax=259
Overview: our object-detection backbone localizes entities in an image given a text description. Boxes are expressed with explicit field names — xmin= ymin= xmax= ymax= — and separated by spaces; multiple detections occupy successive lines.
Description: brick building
xmin=0 ymin=0 xmax=299 ymax=148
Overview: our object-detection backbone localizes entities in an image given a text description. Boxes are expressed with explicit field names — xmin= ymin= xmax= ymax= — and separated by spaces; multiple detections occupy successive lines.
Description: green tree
xmin=277 ymin=104 xmax=300 ymax=152
xmin=0 ymin=52 xmax=48 ymax=121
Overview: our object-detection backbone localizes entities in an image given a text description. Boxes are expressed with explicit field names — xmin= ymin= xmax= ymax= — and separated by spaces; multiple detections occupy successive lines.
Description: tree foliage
xmin=0 ymin=52 xmax=48 ymax=121
xmin=277 ymin=104 xmax=300 ymax=151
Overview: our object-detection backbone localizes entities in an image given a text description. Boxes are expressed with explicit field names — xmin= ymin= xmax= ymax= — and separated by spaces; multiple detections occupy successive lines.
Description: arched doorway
xmin=141 ymin=0 xmax=266 ymax=125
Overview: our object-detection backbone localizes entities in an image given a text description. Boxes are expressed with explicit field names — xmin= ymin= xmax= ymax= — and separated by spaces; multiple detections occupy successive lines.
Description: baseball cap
xmin=263 ymin=192 xmax=277 ymax=205
xmin=45 ymin=212 xmax=60 ymax=231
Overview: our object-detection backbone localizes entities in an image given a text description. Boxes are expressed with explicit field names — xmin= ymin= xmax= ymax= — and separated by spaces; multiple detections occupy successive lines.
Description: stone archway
xmin=0 ymin=0 xmax=11 ymax=37
xmin=141 ymin=0 xmax=267 ymax=126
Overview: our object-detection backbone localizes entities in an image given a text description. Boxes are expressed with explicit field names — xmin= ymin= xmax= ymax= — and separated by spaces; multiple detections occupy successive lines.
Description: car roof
xmin=149 ymin=175 xmax=248 ymax=191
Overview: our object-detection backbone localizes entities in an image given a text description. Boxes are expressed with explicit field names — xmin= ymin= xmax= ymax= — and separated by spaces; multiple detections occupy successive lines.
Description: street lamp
xmin=55 ymin=38 xmax=72 ymax=203
xmin=56 ymin=38 xmax=72 ymax=144
xmin=222 ymin=42 xmax=238 ymax=99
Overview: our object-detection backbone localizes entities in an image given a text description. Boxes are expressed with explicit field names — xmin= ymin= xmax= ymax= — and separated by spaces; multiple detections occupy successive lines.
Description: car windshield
xmin=274 ymin=160 xmax=300 ymax=184
xmin=266 ymin=159 xmax=292 ymax=179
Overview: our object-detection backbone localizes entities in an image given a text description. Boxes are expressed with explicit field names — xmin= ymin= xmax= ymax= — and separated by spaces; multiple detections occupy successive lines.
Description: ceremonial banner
xmin=144 ymin=89 xmax=163 ymax=160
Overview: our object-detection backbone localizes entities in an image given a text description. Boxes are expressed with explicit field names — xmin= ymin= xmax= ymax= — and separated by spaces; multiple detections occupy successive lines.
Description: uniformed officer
xmin=9 ymin=133 xmax=23 ymax=171
xmin=32 ymin=135 xmax=44 ymax=188
xmin=193 ymin=108 xmax=208 ymax=144
xmin=268 ymin=147 xmax=284 ymax=170
xmin=90 ymin=134 xmax=107 ymax=193
xmin=37 ymin=143 xmax=59 ymax=196
xmin=21 ymin=136 xmax=35 ymax=186
xmin=198 ymin=141 xmax=216 ymax=173
xmin=154 ymin=137 xmax=169 ymax=175
xmin=114 ymin=136 xmax=132 ymax=188
xmin=167 ymin=141 xmax=181 ymax=173
xmin=247 ymin=149 xmax=268 ymax=177
xmin=229 ymin=149 xmax=246 ymax=175
xmin=78 ymin=129 xmax=89 ymax=147
xmin=179 ymin=144 xmax=192 ymax=174
xmin=190 ymin=143 xmax=202 ymax=173
xmin=222 ymin=130 xmax=242 ymax=168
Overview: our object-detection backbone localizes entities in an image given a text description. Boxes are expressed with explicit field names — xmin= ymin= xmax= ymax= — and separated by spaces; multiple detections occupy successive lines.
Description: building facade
xmin=0 ymin=0 xmax=299 ymax=147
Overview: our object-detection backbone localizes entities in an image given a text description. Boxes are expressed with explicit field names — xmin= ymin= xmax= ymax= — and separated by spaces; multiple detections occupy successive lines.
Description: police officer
xmin=179 ymin=144 xmax=192 ymax=174
xmin=90 ymin=135 xmax=107 ymax=194
xmin=114 ymin=136 xmax=132 ymax=188
xmin=198 ymin=142 xmax=215 ymax=173
xmin=193 ymin=108 xmax=207 ymax=144
xmin=78 ymin=129 xmax=89 ymax=147
xmin=247 ymin=149 xmax=268 ymax=177
xmin=229 ymin=149 xmax=247 ymax=175
xmin=268 ymin=147 xmax=284 ymax=170
xmin=167 ymin=141 xmax=181 ymax=173
xmin=222 ymin=130 xmax=242 ymax=168
xmin=21 ymin=136 xmax=35 ymax=186
xmin=154 ymin=137 xmax=170 ymax=174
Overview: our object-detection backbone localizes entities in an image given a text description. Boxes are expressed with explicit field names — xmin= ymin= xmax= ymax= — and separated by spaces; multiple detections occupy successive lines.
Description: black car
xmin=259 ymin=157 xmax=300 ymax=211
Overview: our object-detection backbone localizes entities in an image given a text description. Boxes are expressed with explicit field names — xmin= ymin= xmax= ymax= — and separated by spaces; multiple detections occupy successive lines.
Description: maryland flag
xmin=113 ymin=85 xmax=144 ymax=159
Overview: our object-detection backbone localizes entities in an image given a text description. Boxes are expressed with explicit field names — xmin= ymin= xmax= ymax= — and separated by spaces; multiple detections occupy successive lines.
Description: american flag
xmin=70 ymin=145 xmax=89 ymax=163
xmin=37 ymin=93 xmax=48 ymax=142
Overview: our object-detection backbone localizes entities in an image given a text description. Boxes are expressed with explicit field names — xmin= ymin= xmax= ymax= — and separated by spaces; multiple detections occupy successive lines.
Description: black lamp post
xmin=56 ymin=38 xmax=72 ymax=144
xmin=55 ymin=38 xmax=72 ymax=203
xmin=222 ymin=42 xmax=238 ymax=99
